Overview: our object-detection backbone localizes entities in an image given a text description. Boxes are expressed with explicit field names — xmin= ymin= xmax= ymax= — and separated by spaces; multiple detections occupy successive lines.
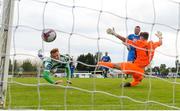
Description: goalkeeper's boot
xmin=67 ymin=80 xmax=72 ymax=84
xmin=121 ymin=82 xmax=131 ymax=87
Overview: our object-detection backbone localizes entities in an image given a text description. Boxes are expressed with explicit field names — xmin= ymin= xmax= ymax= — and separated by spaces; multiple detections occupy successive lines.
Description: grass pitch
xmin=6 ymin=77 xmax=180 ymax=110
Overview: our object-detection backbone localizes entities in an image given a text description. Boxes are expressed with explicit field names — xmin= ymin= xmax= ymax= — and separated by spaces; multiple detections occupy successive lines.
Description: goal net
xmin=0 ymin=0 xmax=180 ymax=110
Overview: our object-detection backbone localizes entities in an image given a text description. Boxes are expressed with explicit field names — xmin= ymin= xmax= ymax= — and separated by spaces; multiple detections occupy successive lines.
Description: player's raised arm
xmin=155 ymin=31 xmax=163 ymax=46
xmin=106 ymin=28 xmax=127 ymax=42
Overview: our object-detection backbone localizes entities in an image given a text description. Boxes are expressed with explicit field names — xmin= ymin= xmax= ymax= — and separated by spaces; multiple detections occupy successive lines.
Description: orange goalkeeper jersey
xmin=127 ymin=40 xmax=161 ymax=68
xmin=147 ymin=41 xmax=161 ymax=62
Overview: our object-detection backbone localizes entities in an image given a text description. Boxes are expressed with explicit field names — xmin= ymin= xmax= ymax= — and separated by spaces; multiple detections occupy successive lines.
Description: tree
xmin=21 ymin=59 xmax=36 ymax=72
xmin=8 ymin=59 xmax=20 ymax=74
xmin=14 ymin=59 xmax=18 ymax=72
xmin=151 ymin=66 xmax=160 ymax=75
xmin=76 ymin=53 xmax=96 ymax=71
xmin=175 ymin=60 xmax=179 ymax=69
xmin=171 ymin=67 xmax=177 ymax=73
xmin=76 ymin=54 xmax=86 ymax=71
xmin=160 ymin=64 xmax=169 ymax=76
xmin=175 ymin=60 xmax=180 ymax=74
xmin=85 ymin=53 xmax=95 ymax=71
xmin=9 ymin=59 xmax=12 ymax=71
xmin=94 ymin=52 xmax=102 ymax=63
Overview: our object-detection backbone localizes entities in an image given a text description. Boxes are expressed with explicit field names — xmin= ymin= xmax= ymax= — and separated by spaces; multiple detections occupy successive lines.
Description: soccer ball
xmin=41 ymin=29 xmax=56 ymax=42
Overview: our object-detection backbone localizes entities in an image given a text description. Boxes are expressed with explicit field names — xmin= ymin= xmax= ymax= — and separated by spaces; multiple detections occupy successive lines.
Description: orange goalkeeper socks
xmin=98 ymin=62 xmax=115 ymax=68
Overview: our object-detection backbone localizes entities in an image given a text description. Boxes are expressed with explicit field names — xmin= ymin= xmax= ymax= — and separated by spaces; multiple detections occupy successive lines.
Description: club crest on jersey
xmin=133 ymin=38 xmax=138 ymax=42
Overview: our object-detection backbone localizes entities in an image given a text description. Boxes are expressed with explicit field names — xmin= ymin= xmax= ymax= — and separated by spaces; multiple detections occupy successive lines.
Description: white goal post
xmin=0 ymin=0 xmax=180 ymax=110
xmin=0 ymin=0 xmax=14 ymax=107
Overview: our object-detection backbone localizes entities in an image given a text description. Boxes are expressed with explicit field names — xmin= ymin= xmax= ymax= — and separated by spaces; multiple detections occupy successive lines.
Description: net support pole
xmin=0 ymin=0 xmax=15 ymax=108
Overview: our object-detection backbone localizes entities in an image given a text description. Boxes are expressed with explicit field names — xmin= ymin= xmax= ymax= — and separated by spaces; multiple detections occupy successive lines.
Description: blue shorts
xmin=99 ymin=67 xmax=109 ymax=71
xmin=127 ymin=51 xmax=136 ymax=62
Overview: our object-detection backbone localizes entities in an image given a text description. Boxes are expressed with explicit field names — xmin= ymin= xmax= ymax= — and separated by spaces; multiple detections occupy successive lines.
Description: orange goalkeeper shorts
xmin=120 ymin=62 xmax=144 ymax=86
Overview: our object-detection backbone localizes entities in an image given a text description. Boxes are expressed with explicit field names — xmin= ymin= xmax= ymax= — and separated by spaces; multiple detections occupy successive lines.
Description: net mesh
xmin=0 ymin=0 xmax=180 ymax=110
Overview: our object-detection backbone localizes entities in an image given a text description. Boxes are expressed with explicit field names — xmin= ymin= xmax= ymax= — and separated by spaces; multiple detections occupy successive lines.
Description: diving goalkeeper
xmin=98 ymin=28 xmax=163 ymax=87
xmin=42 ymin=48 xmax=72 ymax=84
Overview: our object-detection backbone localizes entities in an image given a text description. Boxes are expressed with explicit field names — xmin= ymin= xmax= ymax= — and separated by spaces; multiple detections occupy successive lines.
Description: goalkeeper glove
xmin=106 ymin=27 xmax=118 ymax=36
xmin=155 ymin=31 xmax=163 ymax=39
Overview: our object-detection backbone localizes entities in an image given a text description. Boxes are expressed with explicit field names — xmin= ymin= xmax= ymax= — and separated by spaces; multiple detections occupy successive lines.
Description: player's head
xmin=134 ymin=26 xmax=141 ymax=35
xmin=50 ymin=48 xmax=60 ymax=60
xmin=140 ymin=32 xmax=149 ymax=40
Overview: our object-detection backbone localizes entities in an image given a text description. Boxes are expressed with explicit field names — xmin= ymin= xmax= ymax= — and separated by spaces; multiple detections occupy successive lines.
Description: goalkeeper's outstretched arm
xmin=106 ymin=28 xmax=127 ymax=42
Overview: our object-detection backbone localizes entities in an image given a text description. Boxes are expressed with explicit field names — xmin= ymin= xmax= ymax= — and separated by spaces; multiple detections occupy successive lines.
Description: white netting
xmin=0 ymin=0 xmax=180 ymax=110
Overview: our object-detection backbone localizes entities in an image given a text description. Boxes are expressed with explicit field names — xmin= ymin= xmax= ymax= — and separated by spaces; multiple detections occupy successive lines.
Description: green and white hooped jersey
xmin=43 ymin=55 xmax=69 ymax=71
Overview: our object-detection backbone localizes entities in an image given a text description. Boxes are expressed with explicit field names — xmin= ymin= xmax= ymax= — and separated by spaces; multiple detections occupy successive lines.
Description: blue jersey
xmin=101 ymin=56 xmax=111 ymax=62
xmin=100 ymin=56 xmax=111 ymax=71
xmin=70 ymin=65 xmax=75 ymax=74
xmin=127 ymin=34 xmax=140 ymax=61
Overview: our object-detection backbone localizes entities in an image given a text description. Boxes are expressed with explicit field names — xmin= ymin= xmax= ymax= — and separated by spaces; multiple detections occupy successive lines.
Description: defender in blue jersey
xmin=42 ymin=48 xmax=72 ymax=84
xmin=100 ymin=52 xmax=111 ymax=78
xmin=126 ymin=26 xmax=141 ymax=62
xmin=123 ymin=26 xmax=140 ymax=79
